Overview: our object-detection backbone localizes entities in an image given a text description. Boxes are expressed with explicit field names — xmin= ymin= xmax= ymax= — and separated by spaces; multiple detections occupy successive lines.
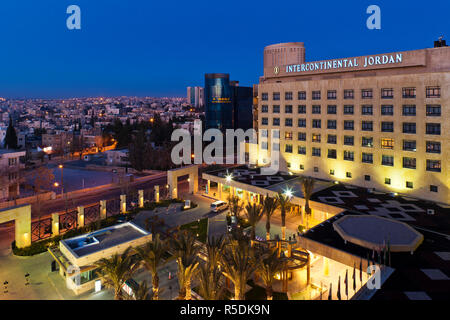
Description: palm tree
xmin=171 ymin=230 xmax=200 ymax=300
xmin=95 ymin=247 xmax=139 ymax=300
xmin=134 ymin=234 xmax=170 ymax=300
xmin=197 ymin=263 xmax=224 ymax=300
xmin=130 ymin=280 xmax=153 ymax=300
xmin=300 ymin=177 xmax=315 ymax=229
xmin=244 ymin=203 xmax=264 ymax=241
xmin=227 ymin=195 xmax=244 ymax=219
xmin=255 ymin=247 xmax=286 ymax=300
xmin=219 ymin=239 xmax=256 ymax=300
xmin=262 ymin=196 xmax=279 ymax=240
xmin=276 ymin=192 xmax=291 ymax=241
xmin=206 ymin=236 xmax=225 ymax=270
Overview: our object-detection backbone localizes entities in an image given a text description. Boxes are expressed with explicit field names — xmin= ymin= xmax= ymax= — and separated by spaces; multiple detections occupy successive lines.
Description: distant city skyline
xmin=0 ymin=0 xmax=448 ymax=98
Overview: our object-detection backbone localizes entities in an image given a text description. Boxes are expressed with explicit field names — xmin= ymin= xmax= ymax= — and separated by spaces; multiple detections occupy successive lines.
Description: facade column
xmin=206 ymin=180 xmax=210 ymax=195
xmin=218 ymin=183 xmax=222 ymax=200
xmin=52 ymin=213 xmax=59 ymax=236
xmin=323 ymin=256 xmax=330 ymax=276
xmin=138 ymin=189 xmax=144 ymax=208
xmin=77 ymin=206 xmax=85 ymax=227
xmin=120 ymin=194 xmax=127 ymax=213
xmin=154 ymin=185 xmax=160 ymax=202
xmin=100 ymin=200 xmax=107 ymax=220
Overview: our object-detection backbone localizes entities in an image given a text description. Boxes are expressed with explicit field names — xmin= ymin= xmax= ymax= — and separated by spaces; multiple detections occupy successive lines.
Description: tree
xmin=205 ymin=236 xmax=225 ymax=270
xmin=131 ymin=280 xmax=153 ymax=300
xmin=227 ymin=195 xmax=244 ymax=219
xmin=219 ymin=239 xmax=256 ymax=300
xmin=276 ymin=193 xmax=291 ymax=241
xmin=244 ymin=203 xmax=264 ymax=241
xmin=300 ymin=177 xmax=315 ymax=229
xmin=128 ymin=127 xmax=147 ymax=172
xmin=134 ymin=234 xmax=171 ymax=300
xmin=95 ymin=247 xmax=140 ymax=300
xmin=262 ymin=196 xmax=279 ymax=241
xmin=170 ymin=231 xmax=200 ymax=300
xmin=4 ymin=116 xmax=18 ymax=149
xmin=255 ymin=247 xmax=286 ymax=300
xmin=196 ymin=263 xmax=224 ymax=300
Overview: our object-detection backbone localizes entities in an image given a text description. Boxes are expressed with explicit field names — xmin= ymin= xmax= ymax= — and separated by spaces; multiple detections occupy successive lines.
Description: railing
xmin=59 ymin=209 xmax=78 ymax=233
xmin=84 ymin=203 xmax=100 ymax=225
xmin=31 ymin=217 xmax=52 ymax=242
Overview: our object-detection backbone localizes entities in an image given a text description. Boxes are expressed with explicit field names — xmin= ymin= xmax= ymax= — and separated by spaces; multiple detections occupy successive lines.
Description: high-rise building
xmin=204 ymin=73 xmax=253 ymax=131
xmin=255 ymin=41 xmax=450 ymax=204
xmin=186 ymin=86 xmax=204 ymax=108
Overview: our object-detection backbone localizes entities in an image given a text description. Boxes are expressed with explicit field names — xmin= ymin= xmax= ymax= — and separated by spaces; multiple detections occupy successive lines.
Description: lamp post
xmin=58 ymin=164 xmax=64 ymax=195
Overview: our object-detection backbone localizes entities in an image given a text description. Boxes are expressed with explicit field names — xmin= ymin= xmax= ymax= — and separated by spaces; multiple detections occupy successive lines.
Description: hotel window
xmin=365 ymin=175 xmax=371 ymax=181
xmin=327 ymin=135 xmax=337 ymax=144
xmin=344 ymin=136 xmax=354 ymax=146
xmin=385 ymin=178 xmax=391 ymax=185
xmin=403 ymin=140 xmax=416 ymax=151
xmin=406 ymin=181 xmax=413 ymax=189
xmin=343 ymin=105 xmax=354 ymax=115
xmin=285 ymin=105 xmax=293 ymax=113
xmin=298 ymin=132 xmax=306 ymax=141
xmin=285 ymin=132 xmax=293 ymax=140
xmin=344 ymin=151 xmax=354 ymax=161
xmin=273 ymin=118 xmax=280 ymax=126
xmin=285 ymin=144 xmax=293 ymax=153
xmin=402 ymin=123 xmax=416 ymax=134
xmin=261 ymin=129 xmax=268 ymax=138
xmin=381 ymin=105 xmax=394 ymax=115
xmin=298 ymin=146 xmax=306 ymax=155
xmin=426 ymin=141 xmax=441 ymax=154
xmin=346 ymin=172 xmax=352 ymax=178
xmin=328 ymin=149 xmax=337 ymax=159
xmin=261 ymin=142 xmax=268 ymax=150
xmin=298 ymin=105 xmax=306 ymax=114
xmin=426 ymin=123 xmax=440 ymax=135
xmin=314 ymin=167 xmax=319 ymax=173
xmin=362 ymin=137 xmax=373 ymax=148
xmin=272 ymin=130 xmax=280 ymax=138
xmin=344 ymin=89 xmax=354 ymax=99
xmin=298 ymin=91 xmax=306 ymax=100
xmin=300 ymin=164 xmax=304 ymax=170
xmin=312 ymin=91 xmax=321 ymax=100
xmin=285 ymin=118 xmax=293 ymax=127
xmin=381 ymin=122 xmax=394 ymax=132
xmin=261 ymin=105 xmax=268 ymax=113
xmin=426 ymin=160 xmax=441 ymax=172
xmin=381 ymin=88 xmax=394 ymax=99
xmin=362 ymin=152 xmax=373 ymax=164
xmin=262 ymin=93 xmax=268 ymax=101
xmin=402 ymin=87 xmax=416 ymax=98
xmin=361 ymin=105 xmax=373 ymax=115
xmin=312 ymin=105 xmax=321 ymax=114
xmin=327 ymin=90 xmax=337 ymax=100
xmin=273 ymin=92 xmax=280 ymax=100
xmin=381 ymin=138 xmax=394 ymax=149
xmin=430 ymin=185 xmax=438 ymax=193
xmin=382 ymin=155 xmax=394 ymax=166
xmin=273 ymin=105 xmax=280 ymax=113
xmin=344 ymin=120 xmax=354 ymax=130
xmin=362 ymin=121 xmax=373 ymax=131
xmin=327 ymin=105 xmax=337 ymax=114
xmin=403 ymin=157 xmax=416 ymax=169
xmin=330 ymin=169 xmax=335 ymax=175
xmin=312 ymin=119 xmax=321 ymax=128
xmin=312 ymin=134 xmax=321 ymax=143
xmin=312 ymin=147 xmax=321 ymax=157
xmin=327 ymin=120 xmax=337 ymax=129
xmin=361 ymin=89 xmax=373 ymax=99
xmin=426 ymin=86 xmax=440 ymax=98
xmin=402 ymin=105 xmax=416 ymax=116
xmin=298 ymin=119 xmax=306 ymax=128
xmin=262 ymin=118 xmax=268 ymax=125
xmin=285 ymin=92 xmax=293 ymax=100
xmin=426 ymin=105 xmax=441 ymax=116
xmin=273 ymin=143 xmax=280 ymax=151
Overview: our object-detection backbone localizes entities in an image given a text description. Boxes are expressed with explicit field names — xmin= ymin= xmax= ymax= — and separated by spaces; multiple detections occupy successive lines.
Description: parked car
xmin=210 ymin=200 xmax=228 ymax=213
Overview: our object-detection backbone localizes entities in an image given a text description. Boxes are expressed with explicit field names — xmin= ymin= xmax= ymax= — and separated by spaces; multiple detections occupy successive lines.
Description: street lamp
xmin=225 ymin=174 xmax=233 ymax=183
xmin=58 ymin=164 xmax=64 ymax=195
xmin=283 ymin=188 xmax=293 ymax=198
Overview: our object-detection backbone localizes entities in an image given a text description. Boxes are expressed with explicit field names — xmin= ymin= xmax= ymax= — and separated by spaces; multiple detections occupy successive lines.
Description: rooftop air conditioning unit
xmin=427 ymin=209 xmax=435 ymax=215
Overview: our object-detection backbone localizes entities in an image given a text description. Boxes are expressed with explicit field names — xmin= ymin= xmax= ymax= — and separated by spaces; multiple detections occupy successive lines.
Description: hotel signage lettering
xmin=284 ymin=53 xmax=403 ymax=73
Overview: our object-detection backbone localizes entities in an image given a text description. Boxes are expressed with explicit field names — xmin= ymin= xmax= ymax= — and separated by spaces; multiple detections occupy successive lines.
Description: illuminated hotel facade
xmin=256 ymin=42 xmax=450 ymax=204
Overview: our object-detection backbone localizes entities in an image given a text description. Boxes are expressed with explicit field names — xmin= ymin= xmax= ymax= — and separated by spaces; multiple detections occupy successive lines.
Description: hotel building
xmin=256 ymin=41 xmax=450 ymax=204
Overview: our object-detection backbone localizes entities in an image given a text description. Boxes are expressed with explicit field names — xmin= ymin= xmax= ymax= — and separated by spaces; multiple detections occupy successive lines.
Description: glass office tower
xmin=204 ymin=73 xmax=233 ymax=131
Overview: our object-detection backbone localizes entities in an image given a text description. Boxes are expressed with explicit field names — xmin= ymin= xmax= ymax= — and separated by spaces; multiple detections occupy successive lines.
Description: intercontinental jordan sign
xmin=284 ymin=53 xmax=403 ymax=73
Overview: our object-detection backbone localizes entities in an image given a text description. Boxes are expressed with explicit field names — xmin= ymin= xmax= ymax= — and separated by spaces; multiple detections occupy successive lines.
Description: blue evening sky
xmin=0 ymin=0 xmax=448 ymax=98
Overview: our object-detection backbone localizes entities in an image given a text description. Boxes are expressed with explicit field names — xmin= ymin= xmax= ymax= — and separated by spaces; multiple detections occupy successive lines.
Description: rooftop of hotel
xmin=60 ymin=222 xmax=149 ymax=258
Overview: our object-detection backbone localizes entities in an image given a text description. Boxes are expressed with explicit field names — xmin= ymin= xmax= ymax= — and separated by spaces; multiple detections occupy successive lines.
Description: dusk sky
xmin=0 ymin=0 xmax=448 ymax=98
